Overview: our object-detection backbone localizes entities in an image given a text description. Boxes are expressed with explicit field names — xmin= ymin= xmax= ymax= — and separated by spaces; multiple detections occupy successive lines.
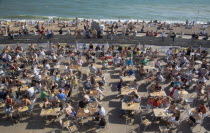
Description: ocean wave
xmin=0 ymin=15 xmax=208 ymax=24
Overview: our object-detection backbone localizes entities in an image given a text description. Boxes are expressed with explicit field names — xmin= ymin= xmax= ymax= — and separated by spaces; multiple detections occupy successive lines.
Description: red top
xmin=6 ymin=98 xmax=12 ymax=104
xmin=153 ymin=101 xmax=160 ymax=107
xmin=154 ymin=32 xmax=158 ymax=36
xmin=199 ymin=106 xmax=207 ymax=114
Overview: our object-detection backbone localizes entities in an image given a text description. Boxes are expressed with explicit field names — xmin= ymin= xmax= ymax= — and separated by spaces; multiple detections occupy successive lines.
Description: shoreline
xmin=0 ymin=16 xmax=209 ymax=25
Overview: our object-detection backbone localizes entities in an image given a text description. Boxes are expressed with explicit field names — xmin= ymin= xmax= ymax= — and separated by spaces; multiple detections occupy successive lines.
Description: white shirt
xmin=28 ymin=87 xmax=35 ymax=97
xmin=134 ymin=96 xmax=141 ymax=103
xmin=89 ymin=66 xmax=97 ymax=73
xmin=162 ymin=32 xmax=166 ymax=37
xmin=99 ymin=107 xmax=106 ymax=116
xmin=114 ymin=57 xmax=121 ymax=64
xmin=40 ymin=51 xmax=46 ymax=57
xmin=172 ymin=90 xmax=181 ymax=100
xmin=77 ymin=60 xmax=83 ymax=66
xmin=166 ymin=49 xmax=172 ymax=56
xmin=45 ymin=64 xmax=50 ymax=70
xmin=34 ymin=74 xmax=42 ymax=81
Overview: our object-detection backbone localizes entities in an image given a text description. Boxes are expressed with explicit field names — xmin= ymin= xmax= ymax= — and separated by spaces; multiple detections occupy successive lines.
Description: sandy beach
xmin=0 ymin=19 xmax=210 ymax=36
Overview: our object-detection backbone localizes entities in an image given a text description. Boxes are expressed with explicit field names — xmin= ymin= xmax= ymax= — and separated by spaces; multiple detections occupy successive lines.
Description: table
xmin=95 ymin=76 xmax=102 ymax=82
xmin=89 ymin=90 xmax=99 ymax=97
xmin=20 ymin=86 xmax=29 ymax=92
xmin=195 ymin=61 xmax=202 ymax=64
xmin=42 ymin=76 xmax=51 ymax=80
xmin=76 ymin=108 xmax=97 ymax=117
xmin=122 ymin=102 xmax=140 ymax=111
xmin=121 ymin=88 xmax=137 ymax=95
xmin=40 ymin=108 xmax=60 ymax=116
xmin=94 ymin=64 xmax=102 ymax=69
xmin=69 ymin=65 xmax=81 ymax=70
xmin=28 ymin=74 xmax=35 ymax=78
xmin=180 ymin=90 xmax=188 ymax=95
xmin=54 ymin=65 xmax=60 ymax=69
xmin=18 ymin=106 xmax=29 ymax=112
xmin=153 ymin=108 xmax=169 ymax=117
xmin=150 ymin=91 xmax=166 ymax=97
xmin=121 ymin=76 xmax=136 ymax=82
xmin=0 ymin=103 xmax=5 ymax=109
xmin=144 ymin=66 xmax=156 ymax=70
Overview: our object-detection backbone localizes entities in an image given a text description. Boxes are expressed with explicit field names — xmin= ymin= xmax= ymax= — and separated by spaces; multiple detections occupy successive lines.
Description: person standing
xmin=161 ymin=31 xmax=166 ymax=41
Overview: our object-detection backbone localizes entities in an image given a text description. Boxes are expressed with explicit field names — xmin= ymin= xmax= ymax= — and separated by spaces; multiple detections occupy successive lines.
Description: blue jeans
xmin=5 ymin=107 xmax=11 ymax=115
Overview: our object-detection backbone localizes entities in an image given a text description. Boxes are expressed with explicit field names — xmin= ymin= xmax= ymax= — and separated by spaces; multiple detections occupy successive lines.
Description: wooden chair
xmin=139 ymin=116 xmax=152 ymax=131
xmin=59 ymin=119 xmax=78 ymax=133
xmin=159 ymin=126 xmax=169 ymax=133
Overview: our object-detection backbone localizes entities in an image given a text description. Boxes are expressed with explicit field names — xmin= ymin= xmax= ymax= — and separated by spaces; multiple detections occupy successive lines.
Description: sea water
xmin=0 ymin=0 xmax=209 ymax=23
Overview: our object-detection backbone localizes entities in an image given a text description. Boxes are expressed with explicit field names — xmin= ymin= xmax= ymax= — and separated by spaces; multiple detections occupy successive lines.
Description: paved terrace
xmin=0 ymin=48 xmax=210 ymax=133
xmin=0 ymin=33 xmax=209 ymax=48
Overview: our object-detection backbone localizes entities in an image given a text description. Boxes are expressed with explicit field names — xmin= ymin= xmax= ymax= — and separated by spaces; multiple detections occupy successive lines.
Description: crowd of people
xmin=0 ymin=42 xmax=209 ymax=132
xmin=0 ymin=19 xmax=209 ymax=41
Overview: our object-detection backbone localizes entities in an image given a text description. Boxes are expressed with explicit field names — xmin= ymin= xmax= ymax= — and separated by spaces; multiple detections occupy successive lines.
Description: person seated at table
xmin=71 ymin=75 xmax=78 ymax=89
xmin=119 ymin=68 xmax=126 ymax=79
xmin=139 ymin=65 xmax=146 ymax=75
xmin=65 ymin=103 xmax=76 ymax=118
xmin=98 ymin=104 xmax=106 ymax=117
xmin=96 ymin=69 xmax=103 ymax=77
xmin=43 ymin=98 xmax=52 ymax=109
xmin=76 ymin=57 xmax=84 ymax=67
xmin=126 ymin=58 xmax=133 ymax=67
xmin=33 ymin=72 xmax=42 ymax=83
xmin=83 ymin=78 xmax=92 ymax=91
xmin=153 ymin=97 xmax=162 ymax=108
xmin=141 ymin=58 xmax=148 ymax=66
xmin=90 ymin=74 xmax=96 ymax=85
xmin=198 ymin=103 xmax=207 ymax=117
xmin=171 ymin=77 xmax=182 ymax=87
xmin=27 ymin=86 xmax=35 ymax=99
xmin=132 ymin=92 xmax=141 ymax=103
xmin=5 ymin=95 xmax=13 ymax=118
xmin=0 ymin=89 xmax=7 ymax=101
xmin=130 ymin=79 xmax=139 ymax=89
xmin=113 ymin=55 xmax=121 ymax=67
xmin=188 ymin=108 xmax=203 ymax=125
xmin=127 ymin=68 xmax=135 ymax=76
xmin=78 ymin=98 xmax=90 ymax=108
xmin=21 ymin=96 xmax=33 ymax=112
xmin=195 ymin=81 xmax=205 ymax=97
xmin=172 ymin=87 xmax=182 ymax=102
xmin=102 ymin=58 xmax=108 ymax=68
xmin=156 ymin=72 xmax=164 ymax=83
xmin=22 ymin=69 xmax=28 ymax=78
xmin=57 ymin=89 xmax=67 ymax=102
xmin=151 ymin=82 xmax=162 ymax=92
xmin=171 ymin=66 xmax=179 ymax=80
xmin=45 ymin=62 xmax=50 ymax=70
xmin=92 ymin=84 xmax=105 ymax=100
xmin=116 ymin=80 xmax=125 ymax=91
xmin=64 ymin=66 xmax=73 ymax=74
xmin=163 ymin=97 xmax=171 ymax=108
xmin=167 ymin=101 xmax=177 ymax=113
xmin=41 ymin=89 xmax=48 ymax=101
xmin=167 ymin=109 xmax=181 ymax=127
xmin=89 ymin=64 xmax=98 ymax=74
xmin=146 ymin=97 xmax=154 ymax=111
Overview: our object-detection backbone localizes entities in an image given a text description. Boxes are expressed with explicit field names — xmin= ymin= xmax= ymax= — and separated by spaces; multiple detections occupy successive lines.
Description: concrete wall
xmin=0 ymin=34 xmax=209 ymax=48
